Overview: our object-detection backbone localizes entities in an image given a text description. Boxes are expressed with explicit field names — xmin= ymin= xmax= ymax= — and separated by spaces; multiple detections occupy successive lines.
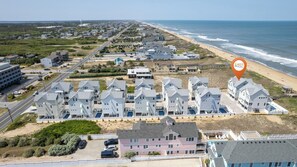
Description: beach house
xmin=188 ymin=77 xmax=209 ymax=100
xmin=208 ymin=139 xmax=297 ymax=167
xmin=127 ymin=67 xmax=153 ymax=79
xmin=40 ymin=50 xmax=69 ymax=68
xmin=100 ymin=89 xmax=125 ymax=117
xmin=238 ymin=84 xmax=270 ymax=112
xmin=194 ymin=86 xmax=221 ymax=114
xmin=114 ymin=57 xmax=124 ymax=66
xmin=78 ymin=80 xmax=100 ymax=104
xmin=135 ymin=78 xmax=154 ymax=90
xmin=49 ymin=82 xmax=74 ymax=102
xmin=134 ymin=88 xmax=157 ymax=116
xmin=34 ymin=92 xmax=64 ymax=119
xmin=164 ymin=87 xmax=189 ymax=115
xmin=162 ymin=77 xmax=182 ymax=100
xmin=106 ymin=79 xmax=127 ymax=98
xmin=117 ymin=116 xmax=200 ymax=157
xmin=228 ymin=77 xmax=253 ymax=100
xmin=68 ymin=91 xmax=95 ymax=118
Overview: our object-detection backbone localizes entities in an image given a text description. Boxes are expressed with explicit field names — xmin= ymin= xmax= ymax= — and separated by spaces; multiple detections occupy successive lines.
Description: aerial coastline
xmin=145 ymin=22 xmax=297 ymax=92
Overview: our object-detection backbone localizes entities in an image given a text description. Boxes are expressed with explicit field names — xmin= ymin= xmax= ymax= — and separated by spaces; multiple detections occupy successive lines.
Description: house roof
xmin=166 ymin=88 xmax=189 ymax=98
xmin=189 ymin=76 xmax=208 ymax=85
xmin=69 ymin=91 xmax=93 ymax=100
xmin=163 ymin=77 xmax=182 ymax=89
xmin=212 ymin=139 xmax=297 ymax=163
xmin=50 ymin=82 xmax=73 ymax=92
xmin=229 ymin=77 xmax=253 ymax=89
xmin=34 ymin=92 xmax=59 ymax=102
xmin=117 ymin=117 xmax=198 ymax=139
xmin=196 ymin=86 xmax=221 ymax=98
xmin=78 ymin=81 xmax=100 ymax=91
xmin=135 ymin=78 xmax=154 ymax=89
xmin=101 ymin=89 xmax=123 ymax=100
xmin=134 ymin=88 xmax=156 ymax=99
xmin=106 ymin=79 xmax=126 ymax=91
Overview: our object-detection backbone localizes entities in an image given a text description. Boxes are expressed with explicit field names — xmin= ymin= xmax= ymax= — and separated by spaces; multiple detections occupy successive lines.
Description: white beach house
xmin=106 ymin=79 xmax=127 ymax=98
xmin=78 ymin=80 xmax=100 ymax=104
xmin=188 ymin=77 xmax=209 ymax=100
xmin=34 ymin=92 xmax=65 ymax=119
xmin=68 ymin=91 xmax=95 ymax=118
xmin=134 ymin=88 xmax=157 ymax=116
xmin=228 ymin=77 xmax=253 ymax=100
xmin=162 ymin=77 xmax=182 ymax=100
xmin=164 ymin=87 xmax=189 ymax=115
xmin=101 ymin=89 xmax=125 ymax=117
xmin=49 ymin=82 xmax=74 ymax=102
xmin=135 ymin=78 xmax=154 ymax=90
xmin=194 ymin=86 xmax=221 ymax=114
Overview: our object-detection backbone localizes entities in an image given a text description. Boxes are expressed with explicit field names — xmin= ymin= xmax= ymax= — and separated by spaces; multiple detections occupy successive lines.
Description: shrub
xmin=124 ymin=151 xmax=136 ymax=159
xmin=17 ymin=137 xmax=31 ymax=147
xmin=54 ymin=138 xmax=62 ymax=145
xmin=8 ymin=136 xmax=20 ymax=147
xmin=2 ymin=152 xmax=9 ymax=158
xmin=0 ymin=139 xmax=8 ymax=148
xmin=22 ymin=149 xmax=35 ymax=158
xmin=31 ymin=137 xmax=46 ymax=147
xmin=34 ymin=148 xmax=46 ymax=157
xmin=48 ymin=134 xmax=80 ymax=156
xmin=45 ymin=136 xmax=55 ymax=146
xmin=148 ymin=151 xmax=160 ymax=156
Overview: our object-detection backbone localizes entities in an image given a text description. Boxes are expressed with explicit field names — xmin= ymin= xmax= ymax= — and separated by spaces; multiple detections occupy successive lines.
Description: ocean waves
xmin=221 ymin=43 xmax=297 ymax=68
xmin=197 ymin=35 xmax=229 ymax=42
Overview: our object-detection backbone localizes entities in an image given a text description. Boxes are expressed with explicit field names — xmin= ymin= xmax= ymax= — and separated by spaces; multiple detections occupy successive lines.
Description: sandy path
xmin=149 ymin=24 xmax=297 ymax=92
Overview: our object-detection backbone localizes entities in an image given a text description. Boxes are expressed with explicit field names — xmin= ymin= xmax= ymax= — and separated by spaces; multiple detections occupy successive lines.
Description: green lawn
xmin=99 ymin=80 xmax=107 ymax=92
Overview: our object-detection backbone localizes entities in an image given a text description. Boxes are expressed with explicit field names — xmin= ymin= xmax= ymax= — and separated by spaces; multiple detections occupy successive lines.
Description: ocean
xmin=146 ymin=20 xmax=297 ymax=77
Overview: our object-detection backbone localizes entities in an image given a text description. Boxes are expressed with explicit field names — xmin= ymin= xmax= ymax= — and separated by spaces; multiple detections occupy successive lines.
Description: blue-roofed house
xmin=114 ymin=57 xmax=124 ymax=66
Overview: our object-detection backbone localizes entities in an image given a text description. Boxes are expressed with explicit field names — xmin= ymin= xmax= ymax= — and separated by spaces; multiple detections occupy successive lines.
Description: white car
xmin=104 ymin=145 xmax=118 ymax=151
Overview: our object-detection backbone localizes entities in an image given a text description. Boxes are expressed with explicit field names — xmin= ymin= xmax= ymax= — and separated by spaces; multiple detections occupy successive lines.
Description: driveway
xmin=220 ymin=92 xmax=245 ymax=114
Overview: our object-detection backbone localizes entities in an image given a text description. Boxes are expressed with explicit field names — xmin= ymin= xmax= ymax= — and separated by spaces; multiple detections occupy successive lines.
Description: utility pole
xmin=5 ymin=104 xmax=13 ymax=123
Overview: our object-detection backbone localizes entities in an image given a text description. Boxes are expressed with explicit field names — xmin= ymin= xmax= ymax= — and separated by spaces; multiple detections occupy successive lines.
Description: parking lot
xmin=220 ymin=92 xmax=246 ymax=114
xmin=71 ymin=139 xmax=106 ymax=160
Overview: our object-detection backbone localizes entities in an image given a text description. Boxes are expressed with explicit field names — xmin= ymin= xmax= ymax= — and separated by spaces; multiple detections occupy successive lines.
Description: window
xmin=166 ymin=136 xmax=168 ymax=140
xmin=169 ymin=134 xmax=173 ymax=140
xmin=146 ymin=139 xmax=149 ymax=142
xmin=168 ymin=144 xmax=173 ymax=148
xmin=174 ymin=136 xmax=176 ymax=140
xmin=130 ymin=146 xmax=132 ymax=149
xmin=143 ymin=145 xmax=148 ymax=149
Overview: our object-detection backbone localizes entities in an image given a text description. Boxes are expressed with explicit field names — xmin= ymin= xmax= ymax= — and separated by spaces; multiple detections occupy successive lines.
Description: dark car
xmin=104 ymin=138 xmax=118 ymax=146
xmin=78 ymin=140 xmax=87 ymax=149
xmin=101 ymin=150 xmax=118 ymax=158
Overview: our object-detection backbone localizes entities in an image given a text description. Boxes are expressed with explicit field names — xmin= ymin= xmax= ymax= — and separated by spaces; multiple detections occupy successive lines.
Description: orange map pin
xmin=231 ymin=57 xmax=247 ymax=80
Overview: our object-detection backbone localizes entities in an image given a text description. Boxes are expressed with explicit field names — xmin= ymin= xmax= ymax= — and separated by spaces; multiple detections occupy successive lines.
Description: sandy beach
xmin=147 ymin=23 xmax=297 ymax=92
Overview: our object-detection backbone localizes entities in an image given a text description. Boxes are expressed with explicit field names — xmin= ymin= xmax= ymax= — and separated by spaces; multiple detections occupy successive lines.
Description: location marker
xmin=231 ymin=57 xmax=247 ymax=80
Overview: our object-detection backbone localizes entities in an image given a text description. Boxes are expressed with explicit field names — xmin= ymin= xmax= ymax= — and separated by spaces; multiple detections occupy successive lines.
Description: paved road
xmin=0 ymin=25 xmax=132 ymax=130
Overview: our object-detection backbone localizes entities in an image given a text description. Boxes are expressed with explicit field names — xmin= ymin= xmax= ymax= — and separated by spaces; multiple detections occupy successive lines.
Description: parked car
xmin=104 ymin=145 xmax=118 ymax=151
xmin=101 ymin=150 xmax=118 ymax=158
xmin=44 ymin=68 xmax=50 ymax=71
xmin=78 ymin=140 xmax=87 ymax=149
xmin=104 ymin=138 xmax=118 ymax=146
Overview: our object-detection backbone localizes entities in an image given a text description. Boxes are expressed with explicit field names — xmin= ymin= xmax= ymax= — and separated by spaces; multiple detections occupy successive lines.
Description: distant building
xmin=117 ymin=116 xmax=201 ymax=157
xmin=127 ymin=67 xmax=153 ymax=79
xmin=114 ymin=57 xmax=124 ymax=66
xmin=5 ymin=55 xmax=19 ymax=62
xmin=208 ymin=139 xmax=297 ymax=167
xmin=40 ymin=50 xmax=69 ymax=68
xmin=134 ymin=88 xmax=156 ymax=116
xmin=0 ymin=63 xmax=22 ymax=90
xmin=194 ymin=86 xmax=221 ymax=114
xmin=34 ymin=92 xmax=64 ymax=119
xmin=188 ymin=77 xmax=209 ymax=100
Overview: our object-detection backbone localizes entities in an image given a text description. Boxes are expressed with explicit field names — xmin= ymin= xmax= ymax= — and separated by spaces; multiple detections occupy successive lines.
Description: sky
xmin=0 ymin=0 xmax=297 ymax=21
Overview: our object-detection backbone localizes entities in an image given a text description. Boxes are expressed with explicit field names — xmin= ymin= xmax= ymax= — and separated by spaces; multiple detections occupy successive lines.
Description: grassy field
xmin=6 ymin=113 xmax=37 ymax=131
xmin=34 ymin=120 xmax=101 ymax=139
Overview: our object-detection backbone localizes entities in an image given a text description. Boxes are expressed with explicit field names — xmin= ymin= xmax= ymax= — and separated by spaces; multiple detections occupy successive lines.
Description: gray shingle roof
xmin=117 ymin=117 xmax=198 ymax=139
xmin=135 ymin=78 xmax=154 ymax=89
xmin=212 ymin=139 xmax=297 ymax=163
xmin=69 ymin=91 xmax=93 ymax=100
xmin=189 ymin=76 xmax=208 ymax=86
xmin=34 ymin=92 xmax=58 ymax=102
xmin=78 ymin=81 xmax=100 ymax=91
xmin=163 ymin=77 xmax=182 ymax=89
xmin=50 ymin=82 xmax=73 ymax=92
xmin=166 ymin=88 xmax=189 ymax=98
xmin=106 ymin=79 xmax=126 ymax=91
xmin=134 ymin=88 xmax=156 ymax=99
xmin=101 ymin=89 xmax=123 ymax=100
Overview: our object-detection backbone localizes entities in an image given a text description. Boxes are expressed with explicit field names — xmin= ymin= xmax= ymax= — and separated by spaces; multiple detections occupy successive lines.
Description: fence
xmin=131 ymin=154 xmax=206 ymax=162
